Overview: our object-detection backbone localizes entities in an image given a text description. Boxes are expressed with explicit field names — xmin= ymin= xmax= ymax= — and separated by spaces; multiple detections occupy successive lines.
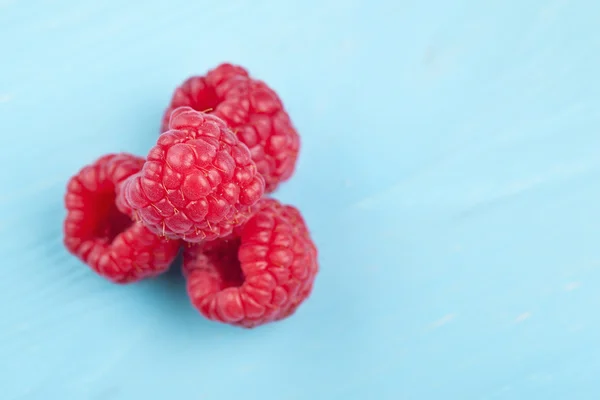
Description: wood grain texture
xmin=1 ymin=0 xmax=600 ymax=398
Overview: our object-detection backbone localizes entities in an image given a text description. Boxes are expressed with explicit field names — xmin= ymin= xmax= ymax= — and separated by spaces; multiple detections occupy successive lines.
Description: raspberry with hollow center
xmin=184 ymin=198 xmax=319 ymax=328
xmin=121 ymin=107 xmax=265 ymax=243
xmin=63 ymin=153 xmax=180 ymax=283
xmin=161 ymin=63 xmax=300 ymax=193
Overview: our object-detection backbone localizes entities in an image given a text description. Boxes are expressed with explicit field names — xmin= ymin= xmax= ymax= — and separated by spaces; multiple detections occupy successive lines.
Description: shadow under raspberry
xmin=140 ymin=250 xmax=249 ymax=336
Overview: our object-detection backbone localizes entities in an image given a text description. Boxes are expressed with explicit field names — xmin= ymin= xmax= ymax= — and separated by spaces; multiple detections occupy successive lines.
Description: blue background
xmin=1 ymin=0 xmax=599 ymax=398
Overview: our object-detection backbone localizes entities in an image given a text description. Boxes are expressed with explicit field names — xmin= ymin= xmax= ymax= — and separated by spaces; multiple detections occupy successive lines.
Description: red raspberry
xmin=63 ymin=153 xmax=180 ymax=283
xmin=184 ymin=198 xmax=318 ymax=328
xmin=121 ymin=107 xmax=265 ymax=243
xmin=162 ymin=63 xmax=300 ymax=193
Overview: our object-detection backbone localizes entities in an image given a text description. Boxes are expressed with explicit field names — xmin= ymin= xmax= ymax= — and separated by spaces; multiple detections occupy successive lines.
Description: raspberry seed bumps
xmin=161 ymin=63 xmax=300 ymax=193
xmin=184 ymin=198 xmax=318 ymax=328
xmin=63 ymin=153 xmax=180 ymax=283
xmin=121 ymin=107 xmax=265 ymax=242
xmin=61 ymin=62 xmax=319 ymax=329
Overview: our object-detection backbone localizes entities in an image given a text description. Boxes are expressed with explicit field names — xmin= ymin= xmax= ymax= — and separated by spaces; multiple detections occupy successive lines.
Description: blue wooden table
xmin=1 ymin=1 xmax=599 ymax=398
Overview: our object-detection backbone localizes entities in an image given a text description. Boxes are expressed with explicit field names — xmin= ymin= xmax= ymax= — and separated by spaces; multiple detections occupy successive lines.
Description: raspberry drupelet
xmin=121 ymin=107 xmax=265 ymax=243
xmin=161 ymin=63 xmax=300 ymax=193
xmin=184 ymin=198 xmax=318 ymax=328
xmin=63 ymin=153 xmax=180 ymax=283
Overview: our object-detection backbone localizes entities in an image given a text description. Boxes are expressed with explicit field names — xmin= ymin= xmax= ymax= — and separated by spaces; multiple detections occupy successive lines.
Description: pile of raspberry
xmin=63 ymin=63 xmax=318 ymax=328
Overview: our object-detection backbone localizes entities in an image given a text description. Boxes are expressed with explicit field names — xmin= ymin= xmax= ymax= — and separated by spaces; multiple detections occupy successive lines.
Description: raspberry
xmin=63 ymin=153 xmax=180 ymax=283
xmin=161 ymin=63 xmax=300 ymax=193
xmin=184 ymin=198 xmax=318 ymax=328
xmin=121 ymin=107 xmax=265 ymax=243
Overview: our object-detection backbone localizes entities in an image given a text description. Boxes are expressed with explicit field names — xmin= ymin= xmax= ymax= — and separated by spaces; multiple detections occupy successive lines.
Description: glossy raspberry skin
xmin=63 ymin=153 xmax=180 ymax=283
xmin=122 ymin=107 xmax=265 ymax=243
xmin=161 ymin=63 xmax=300 ymax=193
xmin=184 ymin=198 xmax=318 ymax=328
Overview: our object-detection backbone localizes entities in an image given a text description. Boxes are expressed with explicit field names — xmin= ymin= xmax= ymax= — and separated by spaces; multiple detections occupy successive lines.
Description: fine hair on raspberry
xmin=121 ymin=107 xmax=265 ymax=243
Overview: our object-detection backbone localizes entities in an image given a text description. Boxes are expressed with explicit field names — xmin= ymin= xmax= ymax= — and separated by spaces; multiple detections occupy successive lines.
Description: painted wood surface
xmin=1 ymin=0 xmax=599 ymax=398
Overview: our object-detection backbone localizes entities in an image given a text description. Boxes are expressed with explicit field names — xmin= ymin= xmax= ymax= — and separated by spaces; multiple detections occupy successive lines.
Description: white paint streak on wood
xmin=431 ymin=313 xmax=457 ymax=328
xmin=515 ymin=312 xmax=532 ymax=323
xmin=565 ymin=282 xmax=581 ymax=291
